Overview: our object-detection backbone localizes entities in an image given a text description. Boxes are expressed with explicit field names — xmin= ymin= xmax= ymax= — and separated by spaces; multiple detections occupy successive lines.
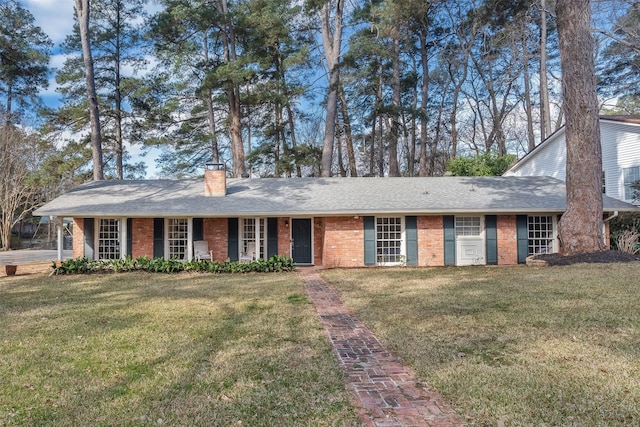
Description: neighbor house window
xmin=623 ymin=166 xmax=640 ymax=201
xmin=97 ymin=218 xmax=120 ymax=260
xmin=376 ymin=217 xmax=403 ymax=264
xmin=167 ymin=218 xmax=189 ymax=260
xmin=528 ymin=216 xmax=554 ymax=255
xmin=241 ymin=218 xmax=265 ymax=259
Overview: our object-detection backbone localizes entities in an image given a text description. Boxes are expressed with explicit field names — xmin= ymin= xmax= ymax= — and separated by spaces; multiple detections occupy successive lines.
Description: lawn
xmin=322 ymin=263 xmax=640 ymax=426
xmin=0 ymin=272 xmax=359 ymax=426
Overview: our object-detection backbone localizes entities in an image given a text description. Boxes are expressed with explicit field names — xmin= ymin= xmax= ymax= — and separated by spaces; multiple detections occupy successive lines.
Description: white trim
xmin=454 ymin=216 xmax=485 ymax=266
xmin=375 ymin=216 xmax=406 ymax=266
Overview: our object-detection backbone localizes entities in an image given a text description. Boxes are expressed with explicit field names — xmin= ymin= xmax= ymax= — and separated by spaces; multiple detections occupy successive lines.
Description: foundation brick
xmin=420 ymin=216 xmax=444 ymax=267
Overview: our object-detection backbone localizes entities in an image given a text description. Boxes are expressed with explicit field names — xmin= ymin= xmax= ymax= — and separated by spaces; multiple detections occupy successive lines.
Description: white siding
xmin=504 ymin=130 xmax=567 ymax=180
xmin=600 ymin=121 xmax=640 ymax=202
xmin=505 ymin=119 xmax=640 ymax=203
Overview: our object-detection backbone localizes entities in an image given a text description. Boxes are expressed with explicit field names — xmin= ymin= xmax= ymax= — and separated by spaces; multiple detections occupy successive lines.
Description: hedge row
xmin=51 ymin=255 xmax=295 ymax=275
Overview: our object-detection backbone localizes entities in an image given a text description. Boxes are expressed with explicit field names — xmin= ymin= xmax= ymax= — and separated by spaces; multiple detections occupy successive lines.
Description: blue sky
xmin=24 ymin=0 xmax=163 ymax=177
xmin=24 ymin=0 xmax=75 ymax=107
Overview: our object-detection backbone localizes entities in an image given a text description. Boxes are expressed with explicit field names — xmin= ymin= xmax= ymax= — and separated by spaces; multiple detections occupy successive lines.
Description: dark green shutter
xmin=443 ymin=215 xmax=455 ymax=266
xmin=364 ymin=216 xmax=376 ymax=265
xmin=485 ymin=215 xmax=498 ymax=265
xmin=228 ymin=218 xmax=239 ymax=261
xmin=126 ymin=218 xmax=132 ymax=258
xmin=83 ymin=218 xmax=94 ymax=260
xmin=516 ymin=215 xmax=529 ymax=264
xmin=405 ymin=216 xmax=418 ymax=266
xmin=267 ymin=217 xmax=278 ymax=258
xmin=193 ymin=218 xmax=204 ymax=241
xmin=153 ymin=218 xmax=164 ymax=259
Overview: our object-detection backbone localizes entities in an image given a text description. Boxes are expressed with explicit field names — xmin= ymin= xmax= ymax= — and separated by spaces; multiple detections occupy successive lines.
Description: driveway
xmin=0 ymin=249 xmax=73 ymax=265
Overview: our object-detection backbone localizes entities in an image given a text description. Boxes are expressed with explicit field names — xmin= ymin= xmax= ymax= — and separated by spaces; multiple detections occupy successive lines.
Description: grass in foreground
xmin=0 ymin=272 xmax=358 ymax=426
xmin=322 ymin=263 xmax=640 ymax=426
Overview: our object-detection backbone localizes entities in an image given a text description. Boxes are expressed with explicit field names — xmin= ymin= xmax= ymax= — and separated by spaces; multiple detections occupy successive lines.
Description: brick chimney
xmin=204 ymin=163 xmax=226 ymax=197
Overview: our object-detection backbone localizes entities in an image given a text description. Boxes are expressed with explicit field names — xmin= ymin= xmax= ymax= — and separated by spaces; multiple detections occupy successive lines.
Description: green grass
xmin=0 ymin=272 xmax=358 ymax=426
xmin=321 ymin=264 xmax=640 ymax=426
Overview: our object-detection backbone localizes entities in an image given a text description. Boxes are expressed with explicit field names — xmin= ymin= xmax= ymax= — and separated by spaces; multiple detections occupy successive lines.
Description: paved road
xmin=0 ymin=249 xmax=73 ymax=265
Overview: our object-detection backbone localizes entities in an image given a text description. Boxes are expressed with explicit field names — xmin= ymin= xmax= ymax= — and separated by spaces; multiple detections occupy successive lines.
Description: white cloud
xmin=23 ymin=0 xmax=75 ymax=45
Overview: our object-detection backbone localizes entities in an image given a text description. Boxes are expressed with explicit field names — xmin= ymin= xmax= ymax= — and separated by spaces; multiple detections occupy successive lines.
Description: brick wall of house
xmin=314 ymin=218 xmax=325 ymax=266
xmin=72 ymin=218 xmax=84 ymax=258
xmin=203 ymin=218 xmax=228 ymax=261
xmin=419 ymin=216 xmax=444 ymax=266
xmin=497 ymin=215 xmax=518 ymax=265
xmin=604 ymin=221 xmax=611 ymax=249
xmin=131 ymin=218 xmax=154 ymax=258
xmin=278 ymin=218 xmax=290 ymax=257
xmin=322 ymin=216 xmax=364 ymax=268
xmin=72 ymin=213 xmax=569 ymax=267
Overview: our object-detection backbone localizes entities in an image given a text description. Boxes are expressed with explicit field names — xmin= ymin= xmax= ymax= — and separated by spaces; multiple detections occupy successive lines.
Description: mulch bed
xmin=529 ymin=250 xmax=640 ymax=266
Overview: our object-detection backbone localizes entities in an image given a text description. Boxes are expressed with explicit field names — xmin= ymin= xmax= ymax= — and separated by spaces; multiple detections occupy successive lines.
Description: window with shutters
xmin=241 ymin=218 xmax=266 ymax=260
xmin=376 ymin=217 xmax=404 ymax=265
xmin=167 ymin=218 xmax=189 ymax=260
xmin=97 ymin=218 xmax=120 ymax=260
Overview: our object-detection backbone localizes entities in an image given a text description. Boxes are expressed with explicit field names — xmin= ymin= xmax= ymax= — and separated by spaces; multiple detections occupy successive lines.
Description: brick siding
xmin=419 ymin=216 xmax=444 ymax=266
xmin=497 ymin=215 xmax=518 ymax=265
xmin=278 ymin=218 xmax=290 ymax=257
xmin=203 ymin=218 xmax=228 ymax=261
xmin=322 ymin=216 xmax=364 ymax=268
xmin=72 ymin=218 xmax=84 ymax=258
xmin=72 ymin=213 xmax=559 ymax=267
xmin=131 ymin=218 xmax=154 ymax=258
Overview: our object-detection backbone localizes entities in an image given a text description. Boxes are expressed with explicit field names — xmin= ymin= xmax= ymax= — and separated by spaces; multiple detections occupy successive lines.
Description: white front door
xmin=455 ymin=216 xmax=485 ymax=266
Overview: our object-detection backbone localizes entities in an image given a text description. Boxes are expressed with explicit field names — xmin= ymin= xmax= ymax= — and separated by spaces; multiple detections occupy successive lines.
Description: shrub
xmin=51 ymin=255 xmax=295 ymax=275
xmin=609 ymin=212 xmax=640 ymax=251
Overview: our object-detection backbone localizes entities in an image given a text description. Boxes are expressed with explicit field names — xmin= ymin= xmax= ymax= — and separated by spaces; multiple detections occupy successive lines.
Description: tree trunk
xmin=219 ymin=0 xmax=245 ymax=177
xmin=114 ymin=3 xmax=123 ymax=180
xmin=418 ymin=34 xmax=428 ymax=177
xmin=203 ymin=36 xmax=220 ymax=165
xmin=388 ymin=29 xmax=401 ymax=177
xmin=556 ymin=0 xmax=606 ymax=255
xmin=320 ymin=0 xmax=343 ymax=177
xmin=75 ymin=0 xmax=104 ymax=181
xmin=286 ymin=103 xmax=302 ymax=177
xmin=338 ymin=84 xmax=357 ymax=176
xmin=539 ymin=0 xmax=552 ymax=140
xmin=522 ymin=20 xmax=535 ymax=152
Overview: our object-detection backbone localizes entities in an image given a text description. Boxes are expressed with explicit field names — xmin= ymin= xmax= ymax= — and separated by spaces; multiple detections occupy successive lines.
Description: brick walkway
xmin=299 ymin=269 xmax=465 ymax=427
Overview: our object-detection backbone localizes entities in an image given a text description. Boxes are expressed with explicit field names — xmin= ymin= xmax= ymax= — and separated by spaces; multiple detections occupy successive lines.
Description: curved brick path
xmin=299 ymin=269 xmax=465 ymax=427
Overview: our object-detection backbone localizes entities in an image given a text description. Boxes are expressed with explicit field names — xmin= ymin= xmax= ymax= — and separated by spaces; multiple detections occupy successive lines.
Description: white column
xmin=56 ymin=217 xmax=64 ymax=261
xmin=120 ymin=218 xmax=127 ymax=259
xmin=255 ymin=217 xmax=261 ymax=259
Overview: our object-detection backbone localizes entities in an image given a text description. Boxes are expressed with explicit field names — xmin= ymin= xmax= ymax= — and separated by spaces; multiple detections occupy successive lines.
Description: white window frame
xmin=96 ymin=218 xmax=122 ymax=260
xmin=623 ymin=166 xmax=640 ymax=202
xmin=455 ymin=216 xmax=482 ymax=237
xmin=240 ymin=218 xmax=266 ymax=260
xmin=375 ymin=216 xmax=405 ymax=266
xmin=165 ymin=218 xmax=192 ymax=260
xmin=527 ymin=215 xmax=557 ymax=256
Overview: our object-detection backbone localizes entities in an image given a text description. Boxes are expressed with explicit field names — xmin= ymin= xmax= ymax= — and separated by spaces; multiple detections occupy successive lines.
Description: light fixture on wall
xmin=285 ymin=220 xmax=289 ymax=227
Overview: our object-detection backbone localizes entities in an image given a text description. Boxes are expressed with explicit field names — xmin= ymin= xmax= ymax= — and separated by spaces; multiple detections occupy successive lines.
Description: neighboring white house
xmin=503 ymin=115 xmax=640 ymax=204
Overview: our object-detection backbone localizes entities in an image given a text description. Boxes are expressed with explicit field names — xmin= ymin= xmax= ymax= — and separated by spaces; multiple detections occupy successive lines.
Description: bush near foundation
xmin=51 ymin=255 xmax=295 ymax=275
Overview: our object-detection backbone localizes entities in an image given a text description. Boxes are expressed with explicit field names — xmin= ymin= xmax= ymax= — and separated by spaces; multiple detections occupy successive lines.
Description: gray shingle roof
xmin=34 ymin=176 xmax=637 ymax=218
